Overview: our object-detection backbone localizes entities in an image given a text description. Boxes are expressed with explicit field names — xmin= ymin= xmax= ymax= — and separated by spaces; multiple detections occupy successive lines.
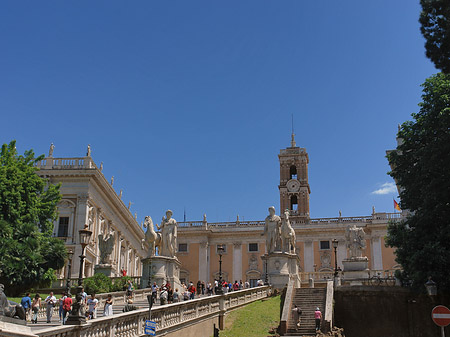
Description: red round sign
xmin=432 ymin=305 xmax=450 ymax=327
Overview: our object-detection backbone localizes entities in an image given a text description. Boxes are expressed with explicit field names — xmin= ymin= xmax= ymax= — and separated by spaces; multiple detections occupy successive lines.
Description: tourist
xmin=206 ymin=282 xmax=212 ymax=296
xmin=167 ymin=286 xmax=173 ymax=304
xmin=87 ymin=294 xmax=98 ymax=319
xmin=31 ymin=294 xmax=41 ymax=324
xmin=62 ymin=293 xmax=72 ymax=324
xmin=188 ymin=283 xmax=196 ymax=300
xmin=151 ymin=282 xmax=158 ymax=302
xmin=58 ymin=292 xmax=67 ymax=323
xmin=233 ymin=280 xmax=239 ymax=291
xmin=183 ymin=290 xmax=190 ymax=301
xmin=196 ymin=280 xmax=201 ymax=295
xmin=314 ymin=307 xmax=322 ymax=332
xmin=239 ymin=280 xmax=243 ymax=290
xmin=80 ymin=287 xmax=88 ymax=305
xmin=214 ymin=279 xmax=218 ymax=294
xmin=123 ymin=299 xmax=137 ymax=312
xmin=160 ymin=288 xmax=168 ymax=305
xmin=104 ymin=294 xmax=113 ymax=316
xmin=173 ymin=288 xmax=179 ymax=303
xmin=126 ymin=280 xmax=134 ymax=298
xmin=44 ymin=292 xmax=57 ymax=323
xmin=245 ymin=280 xmax=250 ymax=289
xmin=20 ymin=292 xmax=32 ymax=321
xmin=292 ymin=305 xmax=302 ymax=328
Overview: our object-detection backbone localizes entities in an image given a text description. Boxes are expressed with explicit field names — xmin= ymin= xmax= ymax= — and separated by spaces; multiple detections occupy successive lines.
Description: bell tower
xmin=278 ymin=133 xmax=310 ymax=219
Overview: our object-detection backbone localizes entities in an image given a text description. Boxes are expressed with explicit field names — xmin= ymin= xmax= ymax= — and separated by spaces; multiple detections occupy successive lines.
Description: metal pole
xmin=66 ymin=260 xmax=72 ymax=296
xmin=442 ymin=326 xmax=445 ymax=337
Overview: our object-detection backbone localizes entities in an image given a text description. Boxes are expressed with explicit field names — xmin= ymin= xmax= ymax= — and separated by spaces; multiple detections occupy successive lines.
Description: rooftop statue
xmin=48 ymin=143 xmax=55 ymax=157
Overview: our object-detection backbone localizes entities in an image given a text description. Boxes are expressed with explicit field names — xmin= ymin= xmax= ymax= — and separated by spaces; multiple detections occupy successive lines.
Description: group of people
xmin=21 ymin=289 xmax=114 ymax=324
xmin=292 ymin=305 xmax=323 ymax=332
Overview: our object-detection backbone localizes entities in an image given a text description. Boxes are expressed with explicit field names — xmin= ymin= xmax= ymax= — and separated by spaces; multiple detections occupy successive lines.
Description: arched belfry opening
xmin=290 ymin=165 xmax=297 ymax=180
xmin=290 ymin=195 xmax=298 ymax=211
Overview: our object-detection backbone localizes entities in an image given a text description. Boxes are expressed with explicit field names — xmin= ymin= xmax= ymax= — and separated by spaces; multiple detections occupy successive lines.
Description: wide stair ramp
xmin=286 ymin=287 xmax=326 ymax=336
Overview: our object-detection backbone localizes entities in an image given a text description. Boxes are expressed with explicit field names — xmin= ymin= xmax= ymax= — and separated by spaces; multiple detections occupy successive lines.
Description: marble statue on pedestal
xmin=86 ymin=144 xmax=91 ymax=157
xmin=98 ymin=229 xmax=115 ymax=264
xmin=281 ymin=209 xmax=296 ymax=254
xmin=345 ymin=224 xmax=366 ymax=258
xmin=263 ymin=206 xmax=281 ymax=254
xmin=143 ymin=216 xmax=161 ymax=257
xmin=156 ymin=210 xmax=178 ymax=258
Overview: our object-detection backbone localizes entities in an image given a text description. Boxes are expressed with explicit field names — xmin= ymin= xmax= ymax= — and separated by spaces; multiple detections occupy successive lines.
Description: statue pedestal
xmin=261 ymin=252 xmax=300 ymax=289
xmin=0 ymin=317 xmax=34 ymax=336
xmin=94 ymin=264 xmax=115 ymax=277
xmin=141 ymin=256 xmax=182 ymax=290
xmin=342 ymin=257 xmax=369 ymax=285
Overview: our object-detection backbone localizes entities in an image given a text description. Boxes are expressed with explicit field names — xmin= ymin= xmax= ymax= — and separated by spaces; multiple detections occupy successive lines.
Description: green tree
xmin=0 ymin=140 xmax=66 ymax=296
xmin=386 ymin=73 xmax=450 ymax=291
xmin=419 ymin=0 xmax=450 ymax=73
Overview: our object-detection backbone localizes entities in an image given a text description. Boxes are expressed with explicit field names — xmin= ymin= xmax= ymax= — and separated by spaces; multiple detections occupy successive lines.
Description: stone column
xmin=337 ymin=240 xmax=346 ymax=269
xmin=371 ymin=236 xmax=383 ymax=270
xmin=199 ymin=242 xmax=209 ymax=282
xmin=304 ymin=240 xmax=314 ymax=272
xmin=232 ymin=242 xmax=242 ymax=282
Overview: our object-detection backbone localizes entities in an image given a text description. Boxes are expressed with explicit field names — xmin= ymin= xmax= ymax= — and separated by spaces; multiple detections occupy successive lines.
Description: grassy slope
xmin=220 ymin=295 xmax=280 ymax=337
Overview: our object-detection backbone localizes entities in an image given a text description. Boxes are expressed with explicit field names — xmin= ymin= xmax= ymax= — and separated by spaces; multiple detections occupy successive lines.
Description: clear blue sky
xmin=0 ymin=1 xmax=436 ymax=223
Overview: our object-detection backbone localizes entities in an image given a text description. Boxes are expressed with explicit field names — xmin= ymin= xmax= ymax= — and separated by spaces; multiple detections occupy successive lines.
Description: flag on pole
xmin=394 ymin=199 xmax=401 ymax=211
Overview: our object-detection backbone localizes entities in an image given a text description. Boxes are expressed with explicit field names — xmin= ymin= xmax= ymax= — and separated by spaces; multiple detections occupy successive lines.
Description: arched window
xmin=290 ymin=165 xmax=297 ymax=179
xmin=290 ymin=195 xmax=298 ymax=211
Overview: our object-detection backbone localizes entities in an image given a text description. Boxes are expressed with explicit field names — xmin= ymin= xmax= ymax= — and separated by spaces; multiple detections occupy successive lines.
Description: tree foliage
xmin=419 ymin=0 xmax=450 ymax=73
xmin=0 ymin=140 xmax=66 ymax=296
xmin=386 ymin=73 xmax=450 ymax=292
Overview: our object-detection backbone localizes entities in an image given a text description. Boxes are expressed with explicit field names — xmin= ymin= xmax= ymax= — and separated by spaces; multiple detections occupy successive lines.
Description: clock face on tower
xmin=287 ymin=179 xmax=300 ymax=192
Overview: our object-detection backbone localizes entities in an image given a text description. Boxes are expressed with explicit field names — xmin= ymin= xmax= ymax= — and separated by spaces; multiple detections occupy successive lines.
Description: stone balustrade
xmin=35 ymin=157 xmax=98 ymax=170
xmin=34 ymin=286 xmax=270 ymax=337
xmin=177 ymin=212 xmax=403 ymax=230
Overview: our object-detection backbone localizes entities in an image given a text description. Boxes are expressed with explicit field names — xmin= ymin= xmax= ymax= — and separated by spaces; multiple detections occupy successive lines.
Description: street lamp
xmin=332 ymin=239 xmax=339 ymax=283
xmin=66 ymin=225 xmax=92 ymax=325
xmin=216 ymin=244 xmax=225 ymax=295
xmin=425 ymin=277 xmax=437 ymax=296
xmin=66 ymin=249 xmax=74 ymax=296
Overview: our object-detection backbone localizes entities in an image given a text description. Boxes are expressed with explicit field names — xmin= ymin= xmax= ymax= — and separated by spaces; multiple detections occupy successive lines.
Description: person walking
xmin=314 ymin=307 xmax=322 ymax=332
xmin=31 ymin=294 xmax=41 ymax=324
xmin=45 ymin=292 xmax=57 ymax=323
xmin=58 ymin=293 xmax=67 ymax=323
xmin=103 ymin=294 xmax=113 ymax=316
xmin=62 ymin=294 xmax=72 ymax=324
xmin=87 ymin=294 xmax=98 ymax=319
xmin=126 ymin=280 xmax=134 ymax=298
xmin=20 ymin=293 xmax=32 ymax=321
xmin=292 ymin=305 xmax=302 ymax=328
xmin=172 ymin=288 xmax=179 ymax=303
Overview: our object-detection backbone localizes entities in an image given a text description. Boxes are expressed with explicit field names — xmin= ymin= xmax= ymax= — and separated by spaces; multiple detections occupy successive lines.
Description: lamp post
xmin=332 ymin=239 xmax=338 ymax=286
xmin=216 ymin=244 xmax=225 ymax=295
xmin=66 ymin=250 xmax=74 ymax=296
xmin=66 ymin=225 xmax=92 ymax=325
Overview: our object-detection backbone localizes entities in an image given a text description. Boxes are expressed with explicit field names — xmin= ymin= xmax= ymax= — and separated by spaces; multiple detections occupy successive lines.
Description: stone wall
xmin=334 ymin=286 xmax=450 ymax=337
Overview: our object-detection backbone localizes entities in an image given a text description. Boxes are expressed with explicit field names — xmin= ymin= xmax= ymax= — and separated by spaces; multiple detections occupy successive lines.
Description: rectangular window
xmin=178 ymin=243 xmax=188 ymax=252
xmin=248 ymin=243 xmax=258 ymax=252
xmin=57 ymin=217 xmax=69 ymax=237
xmin=216 ymin=244 xmax=227 ymax=254
xmin=320 ymin=240 xmax=330 ymax=250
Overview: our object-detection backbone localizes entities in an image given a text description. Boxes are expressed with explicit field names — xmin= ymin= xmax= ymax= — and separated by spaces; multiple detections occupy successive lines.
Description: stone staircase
xmin=285 ymin=287 xmax=327 ymax=336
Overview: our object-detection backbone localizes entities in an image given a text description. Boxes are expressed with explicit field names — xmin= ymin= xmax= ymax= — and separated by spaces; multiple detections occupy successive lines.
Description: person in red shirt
xmin=233 ymin=281 xmax=239 ymax=291
xmin=62 ymin=294 xmax=73 ymax=325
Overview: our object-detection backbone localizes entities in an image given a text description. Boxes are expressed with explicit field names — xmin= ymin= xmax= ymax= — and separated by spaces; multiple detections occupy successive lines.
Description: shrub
xmin=83 ymin=273 xmax=113 ymax=295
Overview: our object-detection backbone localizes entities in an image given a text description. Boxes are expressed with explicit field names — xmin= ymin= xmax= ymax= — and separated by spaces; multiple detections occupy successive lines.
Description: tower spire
xmin=290 ymin=114 xmax=296 ymax=147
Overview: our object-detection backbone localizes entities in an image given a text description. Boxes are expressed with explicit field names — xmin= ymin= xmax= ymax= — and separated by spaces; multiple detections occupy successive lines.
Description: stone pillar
xmin=304 ymin=240 xmax=314 ymax=272
xmin=199 ymin=242 xmax=209 ymax=282
xmin=337 ymin=240 xmax=346 ymax=269
xmin=232 ymin=242 xmax=242 ymax=282
xmin=371 ymin=236 xmax=383 ymax=270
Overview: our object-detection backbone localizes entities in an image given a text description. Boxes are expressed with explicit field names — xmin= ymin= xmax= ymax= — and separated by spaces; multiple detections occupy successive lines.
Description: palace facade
xmin=175 ymin=135 xmax=401 ymax=286
xmin=36 ymin=151 xmax=146 ymax=279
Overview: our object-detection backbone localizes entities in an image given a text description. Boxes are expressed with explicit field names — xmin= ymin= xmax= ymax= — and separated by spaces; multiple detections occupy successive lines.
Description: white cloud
xmin=371 ymin=182 xmax=397 ymax=195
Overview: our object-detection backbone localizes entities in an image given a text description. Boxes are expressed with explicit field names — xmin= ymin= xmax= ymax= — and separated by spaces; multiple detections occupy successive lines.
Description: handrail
xmin=279 ymin=278 xmax=295 ymax=335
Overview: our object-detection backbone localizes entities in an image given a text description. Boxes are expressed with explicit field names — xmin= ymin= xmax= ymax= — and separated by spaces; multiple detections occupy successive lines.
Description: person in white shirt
xmin=45 ymin=292 xmax=57 ymax=323
xmin=86 ymin=294 xmax=98 ymax=319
